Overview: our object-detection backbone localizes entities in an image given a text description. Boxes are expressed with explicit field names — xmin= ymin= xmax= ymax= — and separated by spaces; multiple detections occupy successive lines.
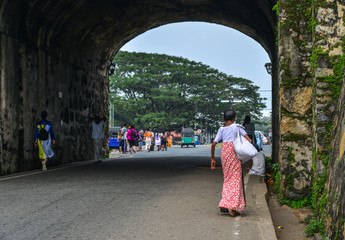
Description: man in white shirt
xmin=91 ymin=115 xmax=106 ymax=163
xmin=120 ymin=124 xmax=128 ymax=153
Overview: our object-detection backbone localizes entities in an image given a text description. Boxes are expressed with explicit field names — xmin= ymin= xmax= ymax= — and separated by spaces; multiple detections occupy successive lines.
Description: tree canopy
xmin=109 ymin=51 xmax=266 ymax=132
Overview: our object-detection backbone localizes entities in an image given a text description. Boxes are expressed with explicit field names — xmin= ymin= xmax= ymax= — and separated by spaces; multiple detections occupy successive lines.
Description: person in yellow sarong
xmin=34 ymin=110 xmax=55 ymax=170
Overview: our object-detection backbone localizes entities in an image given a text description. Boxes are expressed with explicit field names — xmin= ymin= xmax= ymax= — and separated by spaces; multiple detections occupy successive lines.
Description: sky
xmin=120 ymin=22 xmax=272 ymax=115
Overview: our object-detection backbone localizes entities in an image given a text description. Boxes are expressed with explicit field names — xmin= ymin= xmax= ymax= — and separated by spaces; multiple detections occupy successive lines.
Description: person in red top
xmin=126 ymin=124 xmax=138 ymax=154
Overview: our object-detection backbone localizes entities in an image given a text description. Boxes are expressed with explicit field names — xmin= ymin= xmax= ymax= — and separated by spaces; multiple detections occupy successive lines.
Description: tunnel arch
xmin=0 ymin=0 xmax=277 ymax=174
xmin=4 ymin=1 xmax=345 ymax=238
xmin=2 ymin=0 xmax=276 ymax=67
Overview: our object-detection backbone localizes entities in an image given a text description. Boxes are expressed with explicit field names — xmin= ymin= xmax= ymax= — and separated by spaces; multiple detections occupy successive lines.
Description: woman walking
xmin=154 ymin=132 xmax=161 ymax=151
xmin=161 ymin=132 xmax=168 ymax=151
xmin=211 ymin=110 xmax=252 ymax=217
xmin=126 ymin=124 xmax=138 ymax=154
xmin=138 ymin=130 xmax=144 ymax=152
xmin=243 ymin=115 xmax=256 ymax=145
xmin=34 ymin=110 xmax=56 ymax=170
xmin=144 ymin=129 xmax=152 ymax=152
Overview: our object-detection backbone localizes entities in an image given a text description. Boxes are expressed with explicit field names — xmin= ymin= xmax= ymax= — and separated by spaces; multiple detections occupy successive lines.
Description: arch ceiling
xmin=1 ymin=0 xmax=276 ymax=69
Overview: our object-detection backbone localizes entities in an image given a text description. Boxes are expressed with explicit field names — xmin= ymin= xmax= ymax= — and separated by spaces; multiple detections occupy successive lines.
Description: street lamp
xmin=109 ymin=62 xmax=115 ymax=75
xmin=264 ymin=63 xmax=272 ymax=75
xmin=223 ymin=90 xmax=233 ymax=109
xmin=220 ymin=99 xmax=241 ymax=110
xmin=221 ymin=99 xmax=233 ymax=109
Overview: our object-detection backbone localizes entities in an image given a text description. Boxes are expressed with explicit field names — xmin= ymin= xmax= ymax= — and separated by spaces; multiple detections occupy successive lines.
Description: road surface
xmin=0 ymin=144 xmax=272 ymax=240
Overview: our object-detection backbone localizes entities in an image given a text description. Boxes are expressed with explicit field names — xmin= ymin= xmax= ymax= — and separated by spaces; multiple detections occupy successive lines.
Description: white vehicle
xmin=257 ymin=131 xmax=269 ymax=145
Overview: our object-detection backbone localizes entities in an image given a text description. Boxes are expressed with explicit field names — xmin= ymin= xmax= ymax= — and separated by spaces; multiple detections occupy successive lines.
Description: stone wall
xmin=278 ymin=0 xmax=314 ymax=199
xmin=0 ymin=34 xmax=109 ymax=174
xmin=278 ymin=0 xmax=345 ymax=238
xmin=0 ymin=35 xmax=22 ymax=174
xmin=313 ymin=1 xmax=345 ymax=238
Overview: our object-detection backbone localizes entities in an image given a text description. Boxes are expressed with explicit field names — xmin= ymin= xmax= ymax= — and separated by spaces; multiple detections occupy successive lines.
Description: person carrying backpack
xmin=126 ymin=124 xmax=138 ymax=154
xmin=34 ymin=110 xmax=56 ymax=171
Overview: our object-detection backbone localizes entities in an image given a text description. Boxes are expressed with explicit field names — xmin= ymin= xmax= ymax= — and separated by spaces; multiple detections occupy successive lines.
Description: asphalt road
xmin=0 ymin=144 xmax=272 ymax=240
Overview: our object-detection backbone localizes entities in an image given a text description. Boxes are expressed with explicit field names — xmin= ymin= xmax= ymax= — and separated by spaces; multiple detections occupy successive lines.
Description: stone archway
xmin=0 ymin=0 xmax=277 ymax=173
xmin=2 ymin=0 xmax=345 ymax=238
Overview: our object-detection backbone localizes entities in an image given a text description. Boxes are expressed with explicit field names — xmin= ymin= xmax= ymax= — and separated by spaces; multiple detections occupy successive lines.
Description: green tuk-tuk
xmin=181 ymin=127 xmax=195 ymax=148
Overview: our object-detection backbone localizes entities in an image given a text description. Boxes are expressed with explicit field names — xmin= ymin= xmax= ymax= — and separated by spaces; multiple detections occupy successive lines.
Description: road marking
xmin=0 ymin=161 xmax=93 ymax=181
xmin=0 ymin=156 xmax=125 ymax=182
xmin=0 ymin=170 xmax=43 ymax=181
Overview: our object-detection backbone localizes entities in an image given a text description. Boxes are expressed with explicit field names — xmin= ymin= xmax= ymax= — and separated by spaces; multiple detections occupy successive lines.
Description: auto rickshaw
xmin=181 ymin=127 xmax=195 ymax=148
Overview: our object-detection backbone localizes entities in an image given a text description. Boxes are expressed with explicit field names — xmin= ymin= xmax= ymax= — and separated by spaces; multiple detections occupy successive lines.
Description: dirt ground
xmin=267 ymin=189 xmax=312 ymax=240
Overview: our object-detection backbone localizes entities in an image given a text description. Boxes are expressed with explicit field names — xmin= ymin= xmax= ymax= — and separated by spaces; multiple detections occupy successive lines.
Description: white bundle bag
xmin=233 ymin=125 xmax=258 ymax=163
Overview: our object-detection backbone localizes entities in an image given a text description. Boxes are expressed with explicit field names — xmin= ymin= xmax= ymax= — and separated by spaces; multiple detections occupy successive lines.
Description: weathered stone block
xmin=339 ymin=130 xmax=345 ymax=159
xmin=316 ymin=113 xmax=330 ymax=123
xmin=317 ymin=7 xmax=336 ymax=23
xmin=315 ymin=68 xmax=334 ymax=77
xmin=329 ymin=46 xmax=343 ymax=56
xmin=281 ymin=116 xmax=311 ymax=136
xmin=281 ymin=87 xmax=312 ymax=115
xmin=315 ymin=25 xmax=335 ymax=35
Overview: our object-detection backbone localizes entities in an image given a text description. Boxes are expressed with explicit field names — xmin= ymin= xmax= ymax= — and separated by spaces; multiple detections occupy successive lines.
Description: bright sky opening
xmin=120 ymin=22 xmax=272 ymax=116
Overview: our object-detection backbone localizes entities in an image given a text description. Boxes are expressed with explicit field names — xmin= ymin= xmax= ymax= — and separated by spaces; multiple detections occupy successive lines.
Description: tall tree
xmin=109 ymin=51 xmax=266 ymax=131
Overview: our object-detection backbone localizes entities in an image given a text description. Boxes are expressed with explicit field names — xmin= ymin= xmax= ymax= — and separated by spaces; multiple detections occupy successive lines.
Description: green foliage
xmin=306 ymin=216 xmax=325 ymax=237
xmin=280 ymin=196 xmax=311 ymax=209
xmin=273 ymin=168 xmax=282 ymax=193
xmin=266 ymin=158 xmax=282 ymax=194
xmin=284 ymin=134 xmax=309 ymax=142
xmin=109 ymin=51 xmax=266 ymax=131
xmin=253 ymin=115 xmax=272 ymax=133
xmin=267 ymin=158 xmax=311 ymax=209
xmin=287 ymin=147 xmax=295 ymax=163
xmin=271 ymin=163 xmax=280 ymax=172
xmin=272 ymin=1 xmax=280 ymax=16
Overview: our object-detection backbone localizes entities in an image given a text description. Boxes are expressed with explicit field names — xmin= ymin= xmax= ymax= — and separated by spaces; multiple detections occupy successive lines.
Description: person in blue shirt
xmin=34 ymin=110 xmax=55 ymax=171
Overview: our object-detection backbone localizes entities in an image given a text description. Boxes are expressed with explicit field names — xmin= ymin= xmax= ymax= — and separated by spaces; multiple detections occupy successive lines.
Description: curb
xmin=247 ymin=174 xmax=278 ymax=240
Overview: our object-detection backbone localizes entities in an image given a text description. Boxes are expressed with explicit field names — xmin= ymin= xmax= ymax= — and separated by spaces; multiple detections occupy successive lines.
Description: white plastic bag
xmin=233 ymin=125 xmax=258 ymax=163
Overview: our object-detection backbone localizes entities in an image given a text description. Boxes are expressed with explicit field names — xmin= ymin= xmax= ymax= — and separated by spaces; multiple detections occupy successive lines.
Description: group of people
xmin=34 ymin=109 xmax=265 ymax=220
xmin=211 ymin=111 xmax=265 ymax=217
xmin=33 ymin=110 xmax=174 ymax=170
xmin=34 ymin=111 xmax=107 ymax=170
xmin=118 ymin=124 xmax=169 ymax=154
